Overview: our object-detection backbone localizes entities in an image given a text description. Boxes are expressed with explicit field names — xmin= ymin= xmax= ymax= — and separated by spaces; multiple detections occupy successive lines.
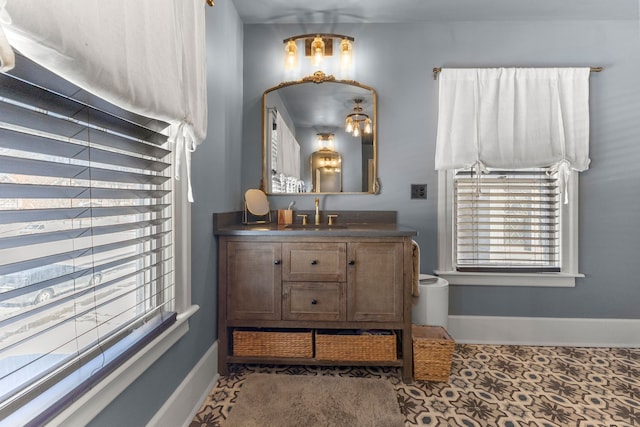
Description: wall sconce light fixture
xmin=345 ymin=98 xmax=372 ymax=137
xmin=283 ymin=33 xmax=354 ymax=79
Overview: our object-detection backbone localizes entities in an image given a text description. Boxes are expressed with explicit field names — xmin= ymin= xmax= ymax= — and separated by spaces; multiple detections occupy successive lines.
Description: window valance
xmin=0 ymin=0 xmax=207 ymax=201
xmin=435 ymin=68 xmax=591 ymax=174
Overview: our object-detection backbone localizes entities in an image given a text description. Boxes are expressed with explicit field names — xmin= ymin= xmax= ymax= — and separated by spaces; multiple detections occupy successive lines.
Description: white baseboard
xmin=147 ymin=341 xmax=219 ymax=427
xmin=447 ymin=315 xmax=640 ymax=347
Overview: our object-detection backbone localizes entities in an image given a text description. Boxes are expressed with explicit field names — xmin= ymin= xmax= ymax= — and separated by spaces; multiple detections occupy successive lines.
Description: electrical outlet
xmin=411 ymin=184 xmax=427 ymax=199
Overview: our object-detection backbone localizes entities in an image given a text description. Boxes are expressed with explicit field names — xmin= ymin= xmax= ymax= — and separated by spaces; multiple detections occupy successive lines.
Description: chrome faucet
xmin=314 ymin=197 xmax=320 ymax=225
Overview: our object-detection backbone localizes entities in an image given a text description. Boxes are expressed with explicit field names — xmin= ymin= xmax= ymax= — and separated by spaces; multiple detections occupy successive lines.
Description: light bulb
xmin=340 ymin=38 xmax=352 ymax=70
xmin=364 ymin=118 xmax=372 ymax=134
xmin=284 ymin=40 xmax=298 ymax=70
xmin=353 ymin=124 xmax=360 ymax=137
xmin=345 ymin=117 xmax=353 ymax=133
xmin=311 ymin=37 xmax=325 ymax=67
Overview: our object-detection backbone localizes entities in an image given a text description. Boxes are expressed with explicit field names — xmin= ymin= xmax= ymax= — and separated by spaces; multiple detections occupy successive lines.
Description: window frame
xmin=436 ymin=169 xmax=584 ymax=287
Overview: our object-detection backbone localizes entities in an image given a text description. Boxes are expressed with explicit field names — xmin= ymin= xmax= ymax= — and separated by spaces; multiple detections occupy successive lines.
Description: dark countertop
xmin=213 ymin=211 xmax=417 ymax=237
xmin=214 ymin=223 xmax=417 ymax=237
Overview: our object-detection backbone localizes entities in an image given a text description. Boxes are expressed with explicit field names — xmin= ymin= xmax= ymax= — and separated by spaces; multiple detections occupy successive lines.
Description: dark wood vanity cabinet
xmin=217 ymin=233 xmax=414 ymax=382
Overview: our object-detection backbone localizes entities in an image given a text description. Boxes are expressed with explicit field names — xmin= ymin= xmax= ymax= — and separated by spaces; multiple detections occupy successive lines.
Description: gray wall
xmin=89 ymin=2 xmax=244 ymax=425
xmin=242 ymin=20 xmax=640 ymax=319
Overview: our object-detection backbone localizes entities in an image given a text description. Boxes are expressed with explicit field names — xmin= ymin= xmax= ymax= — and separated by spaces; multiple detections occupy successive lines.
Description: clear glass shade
xmin=284 ymin=40 xmax=298 ymax=70
xmin=311 ymin=37 xmax=325 ymax=67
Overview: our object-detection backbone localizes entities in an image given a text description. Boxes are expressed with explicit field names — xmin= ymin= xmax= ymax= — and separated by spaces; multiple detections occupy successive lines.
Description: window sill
xmin=47 ymin=304 xmax=200 ymax=426
xmin=434 ymin=271 xmax=584 ymax=287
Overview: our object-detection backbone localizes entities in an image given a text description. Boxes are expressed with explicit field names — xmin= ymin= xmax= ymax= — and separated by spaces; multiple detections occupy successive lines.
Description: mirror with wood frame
xmin=262 ymin=73 xmax=377 ymax=195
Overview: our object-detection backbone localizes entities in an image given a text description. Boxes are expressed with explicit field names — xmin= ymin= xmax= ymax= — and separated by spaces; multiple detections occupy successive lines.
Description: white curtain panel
xmin=435 ymin=68 xmax=591 ymax=173
xmin=292 ymin=141 xmax=301 ymax=180
xmin=275 ymin=112 xmax=301 ymax=179
xmin=0 ymin=0 xmax=14 ymax=71
xmin=275 ymin=112 xmax=287 ymax=177
xmin=282 ymin=126 xmax=301 ymax=179
xmin=1 ymin=0 xmax=207 ymax=201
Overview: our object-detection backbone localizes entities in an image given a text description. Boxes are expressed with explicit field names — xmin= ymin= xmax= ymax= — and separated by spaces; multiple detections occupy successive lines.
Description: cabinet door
xmin=227 ymin=241 xmax=282 ymax=320
xmin=347 ymin=242 xmax=403 ymax=322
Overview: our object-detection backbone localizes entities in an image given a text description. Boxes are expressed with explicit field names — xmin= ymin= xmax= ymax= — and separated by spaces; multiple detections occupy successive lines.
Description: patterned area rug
xmin=191 ymin=345 xmax=640 ymax=427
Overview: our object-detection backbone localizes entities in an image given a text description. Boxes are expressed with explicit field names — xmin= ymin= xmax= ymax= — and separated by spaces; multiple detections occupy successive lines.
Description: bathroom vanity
xmin=214 ymin=211 xmax=417 ymax=382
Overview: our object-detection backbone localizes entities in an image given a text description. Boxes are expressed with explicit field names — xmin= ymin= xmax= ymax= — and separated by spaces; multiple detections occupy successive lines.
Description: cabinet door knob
xmin=348 ymin=260 xmax=355 ymax=265
xmin=274 ymin=259 xmax=281 ymax=265
xmin=310 ymin=259 xmax=318 ymax=265
xmin=311 ymin=299 xmax=318 ymax=305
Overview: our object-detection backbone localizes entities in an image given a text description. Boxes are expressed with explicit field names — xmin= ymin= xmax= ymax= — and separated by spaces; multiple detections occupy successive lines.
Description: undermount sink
xmin=284 ymin=223 xmax=347 ymax=230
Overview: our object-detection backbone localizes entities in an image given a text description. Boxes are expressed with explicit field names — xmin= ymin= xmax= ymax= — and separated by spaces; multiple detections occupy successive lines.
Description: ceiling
xmin=232 ymin=0 xmax=639 ymax=24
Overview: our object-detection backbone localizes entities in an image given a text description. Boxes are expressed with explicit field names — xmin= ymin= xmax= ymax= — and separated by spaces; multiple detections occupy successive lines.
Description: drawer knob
xmin=311 ymin=299 xmax=318 ymax=305
xmin=274 ymin=259 xmax=281 ymax=265
xmin=348 ymin=260 xmax=355 ymax=265
xmin=311 ymin=259 xmax=318 ymax=265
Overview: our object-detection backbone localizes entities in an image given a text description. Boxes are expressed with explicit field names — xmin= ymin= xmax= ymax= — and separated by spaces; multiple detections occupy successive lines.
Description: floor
xmin=191 ymin=344 xmax=640 ymax=427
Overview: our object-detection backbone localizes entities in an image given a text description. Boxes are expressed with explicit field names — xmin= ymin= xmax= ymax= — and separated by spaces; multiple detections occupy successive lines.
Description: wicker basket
xmin=412 ymin=325 xmax=455 ymax=382
xmin=315 ymin=330 xmax=397 ymax=361
xmin=233 ymin=329 xmax=313 ymax=358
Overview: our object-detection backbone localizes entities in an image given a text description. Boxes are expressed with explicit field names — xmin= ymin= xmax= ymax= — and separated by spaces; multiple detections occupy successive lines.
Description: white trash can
xmin=412 ymin=273 xmax=449 ymax=329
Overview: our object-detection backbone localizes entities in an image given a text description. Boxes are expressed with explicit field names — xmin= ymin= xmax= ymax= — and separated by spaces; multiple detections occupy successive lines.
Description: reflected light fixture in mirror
xmin=345 ymin=98 xmax=372 ymax=137
xmin=283 ymin=33 xmax=354 ymax=80
xmin=316 ymin=133 xmax=335 ymax=150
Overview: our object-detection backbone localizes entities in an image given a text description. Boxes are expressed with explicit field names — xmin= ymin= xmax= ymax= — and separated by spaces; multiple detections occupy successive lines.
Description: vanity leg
xmin=217 ymin=240 xmax=229 ymax=377
xmin=402 ymin=325 xmax=414 ymax=383
xmin=218 ymin=327 xmax=229 ymax=376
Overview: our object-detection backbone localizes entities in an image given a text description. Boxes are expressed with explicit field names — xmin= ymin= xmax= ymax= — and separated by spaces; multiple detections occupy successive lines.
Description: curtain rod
xmin=432 ymin=66 xmax=603 ymax=80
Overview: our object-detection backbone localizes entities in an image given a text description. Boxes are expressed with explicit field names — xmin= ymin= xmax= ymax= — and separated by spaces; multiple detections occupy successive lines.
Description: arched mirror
xmin=262 ymin=72 xmax=377 ymax=195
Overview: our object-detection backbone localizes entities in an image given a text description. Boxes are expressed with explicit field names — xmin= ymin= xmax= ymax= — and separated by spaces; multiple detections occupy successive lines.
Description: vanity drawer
xmin=282 ymin=242 xmax=346 ymax=282
xmin=283 ymin=282 xmax=346 ymax=321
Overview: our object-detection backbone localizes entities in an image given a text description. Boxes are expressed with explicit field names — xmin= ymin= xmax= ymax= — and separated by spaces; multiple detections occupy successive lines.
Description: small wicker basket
xmin=412 ymin=325 xmax=455 ymax=382
xmin=233 ymin=329 xmax=313 ymax=358
xmin=315 ymin=330 xmax=397 ymax=361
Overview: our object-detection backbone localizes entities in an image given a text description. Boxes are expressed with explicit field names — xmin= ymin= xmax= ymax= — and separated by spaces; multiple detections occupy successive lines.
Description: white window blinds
xmin=454 ymin=168 xmax=561 ymax=272
xmin=0 ymin=55 xmax=175 ymax=425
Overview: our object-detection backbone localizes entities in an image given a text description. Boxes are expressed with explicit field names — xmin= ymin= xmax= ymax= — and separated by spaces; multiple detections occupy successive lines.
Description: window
xmin=0 ymin=55 xmax=180 ymax=424
xmin=437 ymin=168 xmax=583 ymax=287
